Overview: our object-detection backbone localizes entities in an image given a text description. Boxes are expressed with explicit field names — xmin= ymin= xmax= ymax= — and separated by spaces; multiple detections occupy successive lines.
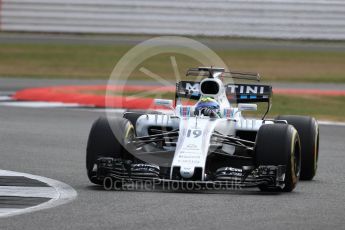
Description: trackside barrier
xmin=0 ymin=0 xmax=345 ymax=40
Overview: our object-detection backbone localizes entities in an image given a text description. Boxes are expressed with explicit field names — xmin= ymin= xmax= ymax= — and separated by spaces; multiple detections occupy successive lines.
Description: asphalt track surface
xmin=0 ymin=33 xmax=344 ymax=228
xmin=0 ymin=105 xmax=345 ymax=229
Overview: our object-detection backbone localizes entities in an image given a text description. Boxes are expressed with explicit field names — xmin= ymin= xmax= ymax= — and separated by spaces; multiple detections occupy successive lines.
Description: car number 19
xmin=186 ymin=129 xmax=202 ymax=138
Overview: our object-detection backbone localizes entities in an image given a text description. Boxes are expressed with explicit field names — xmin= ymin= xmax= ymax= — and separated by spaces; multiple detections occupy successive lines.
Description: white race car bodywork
xmin=89 ymin=67 xmax=310 ymax=192
xmin=135 ymin=71 xmax=274 ymax=181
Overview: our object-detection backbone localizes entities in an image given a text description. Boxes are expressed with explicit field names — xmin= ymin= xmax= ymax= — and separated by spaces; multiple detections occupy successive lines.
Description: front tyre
xmin=86 ymin=117 xmax=134 ymax=185
xmin=255 ymin=124 xmax=301 ymax=192
xmin=276 ymin=115 xmax=319 ymax=180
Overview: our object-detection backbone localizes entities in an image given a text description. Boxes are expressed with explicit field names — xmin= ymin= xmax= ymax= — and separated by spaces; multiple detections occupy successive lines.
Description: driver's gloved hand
xmin=203 ymin=108 xmax=218 ymax=118
xmin=202 ymin=108 xmax=213 ymax=116
xmin=194 ymin=108 xmax=218 ymax=118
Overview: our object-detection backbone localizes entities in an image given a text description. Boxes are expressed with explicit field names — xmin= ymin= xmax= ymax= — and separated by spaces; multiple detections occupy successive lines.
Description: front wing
xmin=93 ymin=157 xmax=286 ymax=190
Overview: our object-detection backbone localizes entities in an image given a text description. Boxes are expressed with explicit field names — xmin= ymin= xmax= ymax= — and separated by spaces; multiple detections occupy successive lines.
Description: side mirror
xmin=154 ymin=99 xmax=174 ymax=109
xmin=238 ymin=103 xmax=257 ymax=112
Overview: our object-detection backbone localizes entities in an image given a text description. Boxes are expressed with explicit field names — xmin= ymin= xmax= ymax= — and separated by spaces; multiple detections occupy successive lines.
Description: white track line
xmin=0 ymin=169 xmax=77 ymax=218
xmin=318 ymin=120 xmax=345 ymax=127
xmin=0 ymin=209 xmax=22 ymax=215
xmin=0 ymin=186 xmax=58 ymax=198
xmin=0 ymin=101 xmax=84 ymax=108
xmin=0 ymin=96 xmax=12 ymax=101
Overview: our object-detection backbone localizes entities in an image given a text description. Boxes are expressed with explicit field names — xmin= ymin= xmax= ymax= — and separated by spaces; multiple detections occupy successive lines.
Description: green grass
xmin=225 ymin=94 xmax=344 ymax=121
xmin=0 ymin=43 xmax=345 ymax=82
xmin=262 ymin=95 xmax=345 ymax=121
xmin=235 ymin=94 xmax=345 ymax=121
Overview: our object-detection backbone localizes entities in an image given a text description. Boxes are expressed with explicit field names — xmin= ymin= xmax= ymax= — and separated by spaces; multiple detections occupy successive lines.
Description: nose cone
xmin=180 ymin=166 xmax=195 ymax=179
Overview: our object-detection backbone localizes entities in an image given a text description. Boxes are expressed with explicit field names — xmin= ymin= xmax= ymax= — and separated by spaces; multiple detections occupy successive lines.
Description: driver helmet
xmin=194 ymin=97 xmax=221 ymax=117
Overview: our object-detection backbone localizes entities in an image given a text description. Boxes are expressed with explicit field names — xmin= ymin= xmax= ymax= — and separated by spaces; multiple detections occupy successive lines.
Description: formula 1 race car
xmin=86 ymin=67 xmax=319 ymax=192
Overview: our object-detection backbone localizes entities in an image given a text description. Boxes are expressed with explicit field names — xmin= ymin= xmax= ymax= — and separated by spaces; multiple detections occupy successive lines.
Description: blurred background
xmin=1 ymin=1 xmax=345 ymax=227
xmin=0 ymin=0 xmax=344 ymax=120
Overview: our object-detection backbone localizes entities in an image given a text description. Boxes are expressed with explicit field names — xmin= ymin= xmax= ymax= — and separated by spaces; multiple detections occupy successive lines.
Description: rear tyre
xmin=255 ymin=124 xmax=301 ymax=192
xmin=86 ymin=117 xmax=134 ymax=185
xmin=276 ymin=115 xmax=319 ymax=180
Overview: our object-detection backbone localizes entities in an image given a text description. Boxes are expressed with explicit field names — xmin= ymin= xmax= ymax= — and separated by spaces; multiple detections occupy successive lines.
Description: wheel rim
xmin=314 ymin=129 xmax=319 ymax=172
xmin=293 ymin=138 xmax=301 ymax=178
xmin=123 ymin=124 xmax=135 ymax=154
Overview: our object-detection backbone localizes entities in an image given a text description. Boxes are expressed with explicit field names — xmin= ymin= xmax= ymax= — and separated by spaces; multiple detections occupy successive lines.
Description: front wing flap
xmin=94 ymin=157 xmax=286 ymax=189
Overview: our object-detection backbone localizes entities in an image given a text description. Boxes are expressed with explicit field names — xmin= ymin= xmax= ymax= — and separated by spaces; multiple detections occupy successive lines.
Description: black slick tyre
xmin=276 ymin=115 xmax=319 ymax=180
xmin=86 ymin=117 xmax=134 ymax=185
xmin=255 ymin=124 xmax=301 ymax=192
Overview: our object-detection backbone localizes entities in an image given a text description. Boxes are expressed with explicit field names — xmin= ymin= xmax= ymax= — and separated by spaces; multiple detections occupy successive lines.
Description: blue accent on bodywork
xmin=192 ymin=91 xmax=200 ymax=96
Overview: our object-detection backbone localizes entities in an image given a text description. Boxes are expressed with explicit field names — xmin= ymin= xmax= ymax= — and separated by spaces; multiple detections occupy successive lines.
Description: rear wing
xmin=176 ymin=81 xmax=201 ymax=101
xmin=176 ymin=81 xmax=272 ymax=103
xmin=225 ymin=83 xmax=272 ymax=103
xmin=186 ymin=67 xmax=261 ymax=82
